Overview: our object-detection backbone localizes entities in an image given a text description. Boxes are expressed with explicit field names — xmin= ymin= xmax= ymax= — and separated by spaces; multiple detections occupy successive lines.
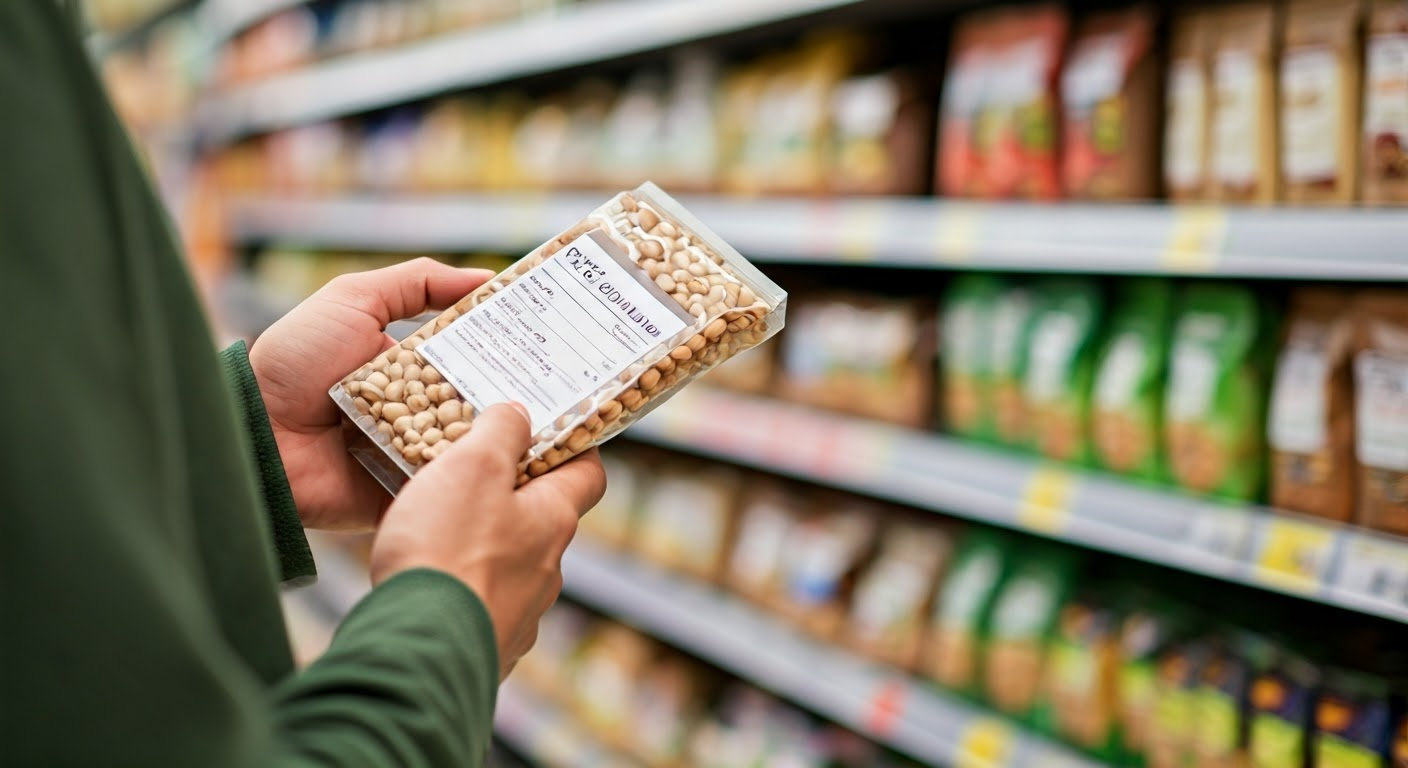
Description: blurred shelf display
xmin=225 ymin=194 xmax=1408 ymax=279
xmin=197 ymin=0 xmax=883 ymax=143
xmin=627 ymin=387 xmax=1408 ymax=624
xmin=495 ymin=683 xmax=643 ymax=768
xmin=557 ymin=540 xmax=1102 ymax=768
xmin=87 ymin=0 xmax=197 ymax=56
xmin=199 ymin=0 xmax=309 ymax=45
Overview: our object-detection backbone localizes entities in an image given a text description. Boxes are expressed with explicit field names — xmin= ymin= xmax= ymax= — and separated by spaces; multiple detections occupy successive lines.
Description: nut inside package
xmin=330 ymin=183 xmax=787 ymax=493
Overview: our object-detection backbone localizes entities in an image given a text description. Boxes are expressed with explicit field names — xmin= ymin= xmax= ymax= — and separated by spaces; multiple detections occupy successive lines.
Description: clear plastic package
xmin=330 ymin=182 xmax=787 ymax=492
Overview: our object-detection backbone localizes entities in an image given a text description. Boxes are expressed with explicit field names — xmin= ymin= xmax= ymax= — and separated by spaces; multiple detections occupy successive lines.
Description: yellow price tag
xmin=955 ymin=718 xmax=1015 ymax=768
xmin=1254 ymin=517 xmax=1338 ymax=594
xmin=935 ymin=203 xmax=982 ymax=263
xmin=1018 ymin=465 xmax=1076 ymax=533
xmin=1162 ymin=206 xmax=1227 ymax=271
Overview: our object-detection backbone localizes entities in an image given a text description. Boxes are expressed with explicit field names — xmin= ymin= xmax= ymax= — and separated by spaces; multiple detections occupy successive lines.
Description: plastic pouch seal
xmin=329 ymin=182 xmax=787 ymax=493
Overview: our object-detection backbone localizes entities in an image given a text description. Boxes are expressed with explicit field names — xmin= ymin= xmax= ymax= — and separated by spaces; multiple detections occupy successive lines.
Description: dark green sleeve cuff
xmin=219 ymin=340 xmax=316 ymax=585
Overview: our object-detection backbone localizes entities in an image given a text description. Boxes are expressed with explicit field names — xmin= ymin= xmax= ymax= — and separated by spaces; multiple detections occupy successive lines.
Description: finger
xmin=436 ymin=402 xmax=535 ymax=479
xmin=317 ymin=258 xmax=494 ymax=326
xmin=521 ymin=447 xmax=608 ymax=518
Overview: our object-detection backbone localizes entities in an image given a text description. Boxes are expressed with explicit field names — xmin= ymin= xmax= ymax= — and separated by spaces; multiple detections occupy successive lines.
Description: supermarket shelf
xmin=88 ymin=0 xmax=197 ymax=57
xmin=201 ymin=0 xmax=307 ymax=44
xmin=198 ymin=0 xmax=884 ymax=142
xmin=627 ymin=388 xmax=1408 ymax=624
xmin=496 ymin=683 xmax=642 ymax=768
xmin=227 ymin=194 xmax=1408 ymax=279
xmin=561 ymin=541 xmax=1102 ymax=768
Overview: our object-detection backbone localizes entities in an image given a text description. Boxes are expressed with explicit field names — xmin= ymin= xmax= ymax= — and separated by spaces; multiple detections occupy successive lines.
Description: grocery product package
xmin=1165 ymin=284 xmax=1276 ymax=501
xmin=940 ymin=274 xmax=1006 ymax=441
xmin=571 ymin=623 xmax=658 ymax=744
xmin=1166 ymin=10 xmax=1213 ymax=200
xmin=635 ymin=463 xmax=742 ymax=582
xmin=1268 ymin=289 xmax=1356 ymax=523
xmin=1023 ymin=278 xmax=1105 ymax=465
xmin=1190 ymin=632 xmax=1274 ymax=768
xmin=1351 ymin=290 xmax=1408 ymax=536
xmin=1061 ymin=5 xmax=1162 ymax=200
xmin=1314 ymin=667 xmax=1398 ymax=767
xmin=1207 ymin=2 xmax=1281 ymax=204
xmin=938 ymin=11 xmax=997 ymax=197
xmin=580 ymin=449 xmax=646 ymax=549
xmin=513 ymin=602 xmax=594 ymax=695
xmin=778 ymin=293 xmax=934 ymax=428
xmin=982 ymin=545 xmax=1081 ymax=728
xmin=1119 ymin=598 xmax=1198 ymax=766
xmin=847 ymin=519 xmax=956 ymax=670
xmin=1247 ymin=649 xmax=1320 ymax=768
xmin=924 ymin=528 xmax=1012 ymax=697
xmin=990 ymin=283 xmax=1040 ymax=447
xmin=1363 ymin=0 xmax=1408 ymax=204
xmin=1045 ymin=594 xmax=1124 ymax=760
xmin=329 ymin=183 xmax=786 ymax=493
xmin=1091 ymin=278 xmax=1175 ymax=483
xmin=829 ymin=69 xmax=933 ymax=195
xmin=775 ymin=497 xmax=879 ymax=642
xmin=1280 ymin=0 xmax=1363 ymax=204
xmin=631 ymin=656 xmax=714 ymax=767
xmin=1149 ymin=638 xmax=1210 ymax=768
xmin=726 ymin=481 xmax=805 ymax=606
xmin=981 ymin=4 xmax=1070 ymax=200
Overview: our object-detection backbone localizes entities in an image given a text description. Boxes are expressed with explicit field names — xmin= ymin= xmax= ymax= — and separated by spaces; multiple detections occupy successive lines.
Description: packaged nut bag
xmin=1352 ymin=290 xmax=1408 ymax=536
xmin=1207 ymin=2 xmax=1282 ymax=204
xmin=1092 ymin=278 xmax=1175 ymax=483
xmin=982 ymin=544 xmax=1081 ymax=728
xmin=1045 ymin=593 xmax=1124 ymax=761
xmin=1280 ymin=0 xmax=1363 ymax=205
xmin=330 ymin=183 xmax=786 ymax=493
xmin=1268 ymin=289 xmax=1356 ymax=523
xmin=1023 ymin=278 xmax=1106 ymax=465
xmin=1363 ymin=0 xmax=1408 ymax=204
xmin=1166 ymin=10 xmax=1214 ymax=200
xmin=846 ymin=518 xmax=955 ymax=670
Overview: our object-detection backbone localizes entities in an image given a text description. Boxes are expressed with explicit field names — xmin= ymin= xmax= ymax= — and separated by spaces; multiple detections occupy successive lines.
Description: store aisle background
xmin=88 ymin=0 xmax=1408 ymax=766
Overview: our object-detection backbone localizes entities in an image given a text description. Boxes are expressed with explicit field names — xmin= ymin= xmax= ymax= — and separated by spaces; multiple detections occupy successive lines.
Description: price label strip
xmin=1185 ymin=504 xmax=1255 ymax=568
xmin=837 ymin=201 xmax=887 ymax=262
xmin=863 ymin=679 xmax=908 ymax=738
xmin=935 ymin=204 xmax=983 ymax=264
xmin=1252 ymin=516 xmax=1340 ymax=595
xmin=955 ymin=717 xmax=1016 ymax=768
xmin=1333 ymin=533 xmax=1408 ymax=615
xmin=1018 ymin=466 xmax=1076 ymax=534
xmin=1162 ymin=206 xmax=1228 ymax=272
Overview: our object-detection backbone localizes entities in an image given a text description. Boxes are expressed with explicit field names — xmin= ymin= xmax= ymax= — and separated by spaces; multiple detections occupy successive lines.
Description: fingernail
xmin=508 ymin=402 xmax=530 ymax=423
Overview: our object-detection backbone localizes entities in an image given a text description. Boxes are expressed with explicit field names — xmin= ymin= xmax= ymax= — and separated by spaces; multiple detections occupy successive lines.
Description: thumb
xmin=430 ymin=402 xmax=536 ymax=481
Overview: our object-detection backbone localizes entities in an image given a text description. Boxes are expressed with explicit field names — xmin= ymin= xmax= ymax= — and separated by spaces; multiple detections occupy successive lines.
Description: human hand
xmin=369 ymin=403 xmax=607 ymax=680
xmin=249 ymin=258 xmax=493 ymax=531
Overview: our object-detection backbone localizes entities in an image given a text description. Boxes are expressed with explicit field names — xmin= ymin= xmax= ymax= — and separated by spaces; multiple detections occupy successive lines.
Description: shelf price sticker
xmin=1252 ymin=516 xmax=1340 ymax=594
xmin=1334 ymin=534 xmax=1408 ymax=612
xmin=1018 ymin=466 xmax=1076 ymax=534
xmin=935 ymin=204 xmax=983 ymax=263
xmin=863 ymin=679 xmax=908 ymax=738
xmin=1186 ymin=504 xmax=1255 ymax=567
xmin=1162 ymin=206 xmax=1228 ymax=272
xmin=955 ymin=717 xmax=1015 ymax=768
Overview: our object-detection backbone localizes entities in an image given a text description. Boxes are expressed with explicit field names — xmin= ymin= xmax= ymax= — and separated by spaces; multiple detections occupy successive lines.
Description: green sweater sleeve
xmin=1 ymin=3 xmax=502 ymax=766
xmin=219 ymin=339 xmax=317 ymax=585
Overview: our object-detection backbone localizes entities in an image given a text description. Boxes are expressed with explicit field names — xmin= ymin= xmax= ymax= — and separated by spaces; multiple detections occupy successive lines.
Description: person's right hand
xmin=369 ymin=402 xmax=607 ymax=679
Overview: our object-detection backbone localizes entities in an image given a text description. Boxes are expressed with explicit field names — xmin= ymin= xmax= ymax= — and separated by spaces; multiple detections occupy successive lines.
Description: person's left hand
xmin=249 ymin=258 xmax=493 ymax=531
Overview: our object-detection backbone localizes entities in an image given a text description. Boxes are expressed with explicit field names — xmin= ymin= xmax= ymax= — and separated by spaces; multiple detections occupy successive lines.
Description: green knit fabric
xmin=218 ymin=340 xmax=316 ymax=585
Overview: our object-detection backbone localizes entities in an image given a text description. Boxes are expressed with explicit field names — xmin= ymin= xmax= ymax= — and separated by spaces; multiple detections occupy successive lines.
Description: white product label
xmin=1212 ymin=51 xmax=1261 ymax=185
xmin=1268 ymin=339 xmax=1329 ymax=454
xmin=419 ymin=232 xmax=689 ymax=434
xmin=853 ymin=559 xmax=928 ymax=636
xmin=993 ymin=576 xmax=1048 ymax=637
xmin=1166 ymin=60 xmax=1208 ymax=187
xmin=1365 ymin=34 xmax=1408 ymax=139
xmin=1096 ymin=332 xmax=1146 ymax=410
xmin=1281 ymin=47 xmax=1341 ymax=182
xmin=1025 ymin=312 xmax=1080 ymax=404
xmin=730 ymin=502 xmax=793 ymax=587
xmin=991 ymin=292 xmax=1033 ymax=375
xmin=944 ymin=303 xmax=984 ymax=373
xmin=1063 ymin=33 xmax=1126 ymax=108
xmin=1355 ymin=351 xmax=1408 ymax=471
xmin=1168 ymin=340 xmax=1218 ymax=421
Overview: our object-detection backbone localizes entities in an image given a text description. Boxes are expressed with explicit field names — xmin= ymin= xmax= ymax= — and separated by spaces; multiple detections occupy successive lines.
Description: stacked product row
xmin=215 ymin=0 xmax=579 ymax=85
xmin=709 ymin=278 xmax=1408 ymax=534
xmin=583 ymin=448 xmax=1408 ymax=767
xmin=513 ymin=604 xmax=920 ymax=768
xmin=211 ymin=0 xmax=1408 ymax=204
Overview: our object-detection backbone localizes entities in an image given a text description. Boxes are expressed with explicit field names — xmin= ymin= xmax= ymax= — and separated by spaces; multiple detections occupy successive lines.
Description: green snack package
xmin=940 ymin=274 xmax=1005 ymax=441
xmin=1091 ymin=279 xmax=1175 ymax=482
xmin=982 ymin=544 xmax=1081 ymax=728
xmin=1024 ymin=278 xmax=1106 ymax=465
xmin=1191 ymin=631 xmax=1275 ymax=768
xmin=1247 ymin=648 xmax=1319 ymax=768
xmin=989 ymin=283 xmax=1039 ymax=448
xmin=1314 ymin=667 xmax=1396 ymax=768
xmin=923 ymin=528 xmax=1012 ymax=698
xmin=1117 ymin=594 xmax=1197 ymax=768
xmin=1046 ymin=592 xmax=1124 ymax=761
xmin=1150 ymin=637 xmax=1211 ymax=768
xmin=1165 ymin=283 xmax=1277 ymax=501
